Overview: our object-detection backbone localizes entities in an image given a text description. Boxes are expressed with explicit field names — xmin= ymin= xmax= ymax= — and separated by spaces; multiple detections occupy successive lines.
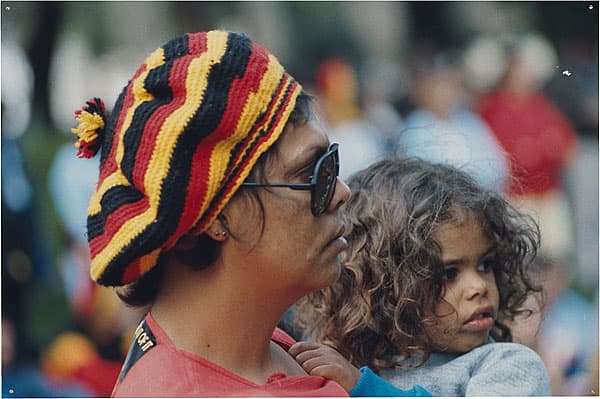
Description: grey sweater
xmin=379 ymin=342 xmax=551 ymax=396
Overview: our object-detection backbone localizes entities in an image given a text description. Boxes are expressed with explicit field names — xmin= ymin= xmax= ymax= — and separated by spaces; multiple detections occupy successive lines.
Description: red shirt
xmin=112 ymin=313 xmax=348 ymax=397
xmin=478 ymin=89 xmax=577 ymax=196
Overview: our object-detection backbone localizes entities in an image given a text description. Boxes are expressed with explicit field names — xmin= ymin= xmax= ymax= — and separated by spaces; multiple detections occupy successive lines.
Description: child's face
xmin=425 ymin=215 xmax=500 ymax=353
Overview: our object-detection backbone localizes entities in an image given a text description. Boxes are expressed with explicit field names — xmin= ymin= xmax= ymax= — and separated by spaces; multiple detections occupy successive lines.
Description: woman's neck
xmin=150 ymin=259 xmax=300 ymax=384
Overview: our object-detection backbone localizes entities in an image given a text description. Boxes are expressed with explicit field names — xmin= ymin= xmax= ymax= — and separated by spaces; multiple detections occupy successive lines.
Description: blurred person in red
xmin=477 ymin=33 xmax=578 ymax=262
xmin=475 ymin=33 xmax=593 ymax=396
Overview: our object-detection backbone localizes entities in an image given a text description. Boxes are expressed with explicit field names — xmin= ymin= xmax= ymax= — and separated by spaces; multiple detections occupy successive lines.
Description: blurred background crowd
xmin=1 ymin=1 xmax=598 ymax=396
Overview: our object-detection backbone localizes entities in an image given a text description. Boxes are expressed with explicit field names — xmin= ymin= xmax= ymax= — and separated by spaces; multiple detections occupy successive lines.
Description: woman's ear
xmin=205 ymin=215 xmax=229 ymax=242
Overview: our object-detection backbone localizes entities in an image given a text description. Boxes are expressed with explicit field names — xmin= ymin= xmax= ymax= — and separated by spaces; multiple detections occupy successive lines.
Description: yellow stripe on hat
xmin=87 ymin=47 xmax=166 ymax=216
xmin=145 ymin=31 xmax=227 ymax=204
xmin=88 ymin=172 xmax=130 ymax=213
xmin=197 ymin=53 xmax=286 ymax=227
xmin=90 ymin=33 xmax=227 ymax=280
xmin=195 ymin=75 xmax=301 ymax=234
xmin=139 ymin=248 xmax=162 ymax=276
xmin=231 ymin=77 xmax=302 ymax=194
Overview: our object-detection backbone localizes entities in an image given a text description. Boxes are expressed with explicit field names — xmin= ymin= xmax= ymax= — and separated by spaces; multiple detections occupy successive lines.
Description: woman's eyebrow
xmin=298 ymin=142 xmax=329 ymax=160
xmin=285 ymin=142 xmax=329 ymax=173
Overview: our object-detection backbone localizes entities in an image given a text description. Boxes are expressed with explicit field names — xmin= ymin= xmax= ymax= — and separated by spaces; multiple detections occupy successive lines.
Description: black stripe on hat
xmin=120 ymin=35 xmax=189 ymax=183
xmin=99 ymin=33 xmax=253 ymax=282
xmin=203 ymin=76 xmax=295 ymax=221
xmin=100 ymin=86 xmax=126 ymax=167
xmin=87 ymin=185 xmax=145 ymax=240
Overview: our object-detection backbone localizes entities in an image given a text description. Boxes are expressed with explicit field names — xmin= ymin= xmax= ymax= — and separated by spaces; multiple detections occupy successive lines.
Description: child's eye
xmin=442 ymin=268 xmax=459 ymax=281
xmin=477 ymin=260 xmax=494 ymax=273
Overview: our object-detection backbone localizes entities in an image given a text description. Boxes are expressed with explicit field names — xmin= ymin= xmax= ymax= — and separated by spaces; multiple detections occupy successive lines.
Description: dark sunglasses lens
xmin=312 ymin=151 xmax=337 ymax=215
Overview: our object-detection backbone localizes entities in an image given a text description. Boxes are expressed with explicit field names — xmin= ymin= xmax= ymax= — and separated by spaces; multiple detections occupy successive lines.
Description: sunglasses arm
xmin=240 ymin=182 xmax=313 ymax=190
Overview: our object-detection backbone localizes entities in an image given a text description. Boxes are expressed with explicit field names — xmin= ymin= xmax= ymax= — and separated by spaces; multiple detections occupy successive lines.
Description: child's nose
xmin=466 ymin=272 xmax=488 ymax=299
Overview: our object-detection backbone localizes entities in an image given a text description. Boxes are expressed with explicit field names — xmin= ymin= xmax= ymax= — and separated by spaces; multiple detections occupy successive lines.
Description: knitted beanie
xmin=71 ymin=31 xmax=302 ymax=286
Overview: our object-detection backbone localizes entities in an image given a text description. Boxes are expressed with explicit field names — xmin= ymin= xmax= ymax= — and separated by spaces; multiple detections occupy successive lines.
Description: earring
xmin=221 ymin=231 xmax=227 ymax=237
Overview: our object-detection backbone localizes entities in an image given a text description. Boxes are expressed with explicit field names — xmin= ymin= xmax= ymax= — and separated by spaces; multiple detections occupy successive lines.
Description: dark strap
xmin=118 ymin=318 xmax=157 ymax=382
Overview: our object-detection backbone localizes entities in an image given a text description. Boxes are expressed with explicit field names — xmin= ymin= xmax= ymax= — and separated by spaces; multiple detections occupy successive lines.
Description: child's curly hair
xmin=296 ymin=158 xmax=541 ymax=372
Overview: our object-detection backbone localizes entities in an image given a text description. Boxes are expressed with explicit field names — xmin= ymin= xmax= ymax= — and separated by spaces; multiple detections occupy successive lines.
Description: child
xmin=292 ymin=158 xmax=551 ymax=396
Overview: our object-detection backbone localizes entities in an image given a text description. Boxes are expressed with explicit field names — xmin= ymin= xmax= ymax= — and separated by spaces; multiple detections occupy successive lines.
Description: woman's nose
xmin=329 ymin=177 xmax=351 ymax=212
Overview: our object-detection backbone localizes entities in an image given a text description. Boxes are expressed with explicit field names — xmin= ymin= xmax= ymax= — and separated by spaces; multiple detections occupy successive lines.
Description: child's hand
xmin=288 ymin=341 xmax=362 ymax=392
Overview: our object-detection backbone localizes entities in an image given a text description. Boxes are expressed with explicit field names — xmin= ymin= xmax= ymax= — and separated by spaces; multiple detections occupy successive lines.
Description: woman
xmin=71 ymin=30 xmax=352 ymax=396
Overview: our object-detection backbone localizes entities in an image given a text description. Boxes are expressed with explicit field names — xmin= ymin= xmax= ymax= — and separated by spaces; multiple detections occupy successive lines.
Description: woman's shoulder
xmin=272 ymin=327 xmax=296 ymax=350
xmin=112 ymin=340 xmax=197 ymax=396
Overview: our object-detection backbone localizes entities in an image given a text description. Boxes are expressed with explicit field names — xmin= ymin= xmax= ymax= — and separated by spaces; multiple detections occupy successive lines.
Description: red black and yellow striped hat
xmin=71 ymin=31 xmax=302 ymax=286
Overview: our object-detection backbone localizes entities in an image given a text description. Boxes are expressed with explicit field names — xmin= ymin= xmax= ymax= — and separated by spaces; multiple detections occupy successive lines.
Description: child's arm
xmin=289 ymin=341 xmax=431 ymax=397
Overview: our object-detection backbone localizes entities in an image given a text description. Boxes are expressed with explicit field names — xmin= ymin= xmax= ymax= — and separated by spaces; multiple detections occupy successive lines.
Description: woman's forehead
xmin=277 ymin=121 xmax=329 ymax=161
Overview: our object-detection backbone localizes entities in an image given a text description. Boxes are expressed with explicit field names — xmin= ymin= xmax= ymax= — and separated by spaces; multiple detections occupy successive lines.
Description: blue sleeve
xmin=349 ymin=366 xmax=431 ymax=397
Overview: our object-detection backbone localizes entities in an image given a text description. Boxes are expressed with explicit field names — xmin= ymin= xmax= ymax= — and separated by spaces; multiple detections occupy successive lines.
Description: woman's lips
xmin=327 ymin=235 xmax=348 ymax=252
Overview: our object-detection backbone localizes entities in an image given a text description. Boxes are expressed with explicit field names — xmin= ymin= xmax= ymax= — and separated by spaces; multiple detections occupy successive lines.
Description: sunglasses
xmin=241 ymin=143 xmax=340 ymax=216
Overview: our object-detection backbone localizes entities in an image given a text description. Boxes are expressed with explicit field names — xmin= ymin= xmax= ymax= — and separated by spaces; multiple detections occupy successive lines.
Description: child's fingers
xmin=288 ymin=341 xmax=322 ymax=357
xmin=299 ymin=356 xmax=329 ymax=374
xmin=293 ymin=348 xmax=325 ymax=366
xmin=309 ymin=364 xmax=360 ymax=392
xmin=305 ymin=364 xmax=335 ymax=378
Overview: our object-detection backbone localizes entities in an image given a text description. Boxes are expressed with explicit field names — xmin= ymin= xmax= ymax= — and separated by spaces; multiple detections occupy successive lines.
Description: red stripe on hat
xmin=166 ymin=42 xmax=269 ymax=246
xmin=122 ymin=259 xmax=141 ymax=285
xmin=221 ymin=46 xmax=277 ymax=176
xmin=188 ymin=32 xmax=208 ymax=55
xmin=132 ymin=34 xmax=208 ymax=191
xmin=90 ymin=33 xmax=210 ymax=261
xmin=199 ymin=76 xmax=298 ymax=230
xmin=88 ymin=196 xmax=151 ymax=257
xmin=232 ymin=78 xmax=299 ymax=187
xmin=97 ymin=64 xmax=148 ymax=187
xmin=231 ymin=74 xmax=294 ymax=172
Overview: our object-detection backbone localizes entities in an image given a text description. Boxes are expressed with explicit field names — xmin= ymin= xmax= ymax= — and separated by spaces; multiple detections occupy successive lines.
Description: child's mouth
xmin=463 ymin=312 xmax=494 ymax=330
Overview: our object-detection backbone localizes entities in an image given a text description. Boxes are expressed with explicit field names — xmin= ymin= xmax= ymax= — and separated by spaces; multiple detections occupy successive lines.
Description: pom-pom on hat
xmin=73 ymin=30 xmax=302 ymax=286
xmin=72 ymin=97 xmax=107 ymax=158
